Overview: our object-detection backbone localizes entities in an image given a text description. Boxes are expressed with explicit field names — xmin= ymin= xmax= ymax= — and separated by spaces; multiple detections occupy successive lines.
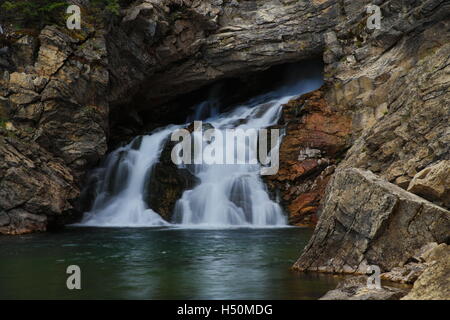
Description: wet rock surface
xmin=321 ymin=242 xmax=450 ymax=300
xmin=0 ymin=6 xmax=448 ymax=301
xmin=265 ymin=88 xmax=351 ymax=226
xmin=0 ymin=0 xmax=448 ymax=301
xmin=146 ymin=137 xmax=199 ymax=222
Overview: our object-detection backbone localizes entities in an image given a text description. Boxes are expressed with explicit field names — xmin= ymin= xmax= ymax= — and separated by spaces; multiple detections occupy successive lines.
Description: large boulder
xmin=293 ymin=168 xmax=450 ymax=274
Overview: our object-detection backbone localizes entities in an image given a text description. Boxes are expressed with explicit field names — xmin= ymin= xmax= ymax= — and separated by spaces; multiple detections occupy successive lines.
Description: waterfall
xmin=172 ymin=95 xmax=290 ymax=227
xmin=77 ymin=63 xmax=323 ymax=228
xmin=78 ymin=127 xmax=178 ymax=227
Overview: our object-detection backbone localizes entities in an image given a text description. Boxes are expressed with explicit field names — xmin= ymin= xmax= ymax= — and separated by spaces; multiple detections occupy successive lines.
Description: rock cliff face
xmin=291 ymin=0 xmax=449 ymax=297
xmin=0 ymin=129 xmax=79 ymax=234
xmin=107 ymin=0 xmax=337 ymax=109
xmin=0 ymin=0 xmax=448 ymax=299
xmin=265 ymin=88 xmax=351 ymax=226
xmin=324 ymin=0 xmax=449 ymax=191
xmin=0 ymin=0 xmax=448 ymax=300
xmin=264 ymin=0 xmax=450 ymax=227
xmin=0 ymin=23 xmax=109 ymax=233
xmin=0 ymin=0 xmax=340 ymax=234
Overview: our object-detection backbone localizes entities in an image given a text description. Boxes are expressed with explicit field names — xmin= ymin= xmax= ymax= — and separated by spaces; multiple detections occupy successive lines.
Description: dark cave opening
xmin=108 ymin=58 xmax=324 ymax=149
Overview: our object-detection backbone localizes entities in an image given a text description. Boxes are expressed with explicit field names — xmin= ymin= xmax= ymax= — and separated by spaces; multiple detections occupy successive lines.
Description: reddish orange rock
xmin=266 ymin=87 xmax=351 ymax=226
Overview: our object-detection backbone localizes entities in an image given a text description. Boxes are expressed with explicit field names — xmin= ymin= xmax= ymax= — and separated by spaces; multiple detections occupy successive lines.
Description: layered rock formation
xmin=0 ymin=23 xmax=108 ymax=234
xmin=291 ymin=1 xmax=449 ymax=299
xmin=108 ymin=0 xmax=338 ymax=108
xmin=0 ymin=0 xmax=448 ymax=300
xmin=0 ymin=0 xmax=340 ymax=234
xmin=265 ymin=88 xmax=351 ymax=226
xmin=325 ymin=0 xmax=449 ymax=192
xmin=267 ymin=0 xmax=449 ymax=227
xmin=0 ymin=128 xmax=79 ymax=234
xmin=0 ymin=2 xmax=448 ymax=303
xmin=293 ymin=168 xmax=449 ymax=274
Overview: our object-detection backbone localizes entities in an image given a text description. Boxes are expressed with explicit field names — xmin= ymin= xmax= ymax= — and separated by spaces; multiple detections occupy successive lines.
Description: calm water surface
xmin=0 ymin=227 xmax=339 ymax=299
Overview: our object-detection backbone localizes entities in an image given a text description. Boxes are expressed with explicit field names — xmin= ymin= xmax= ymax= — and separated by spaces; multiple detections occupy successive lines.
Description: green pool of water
xmin=0 ymin=227 xmax=339 ymax=299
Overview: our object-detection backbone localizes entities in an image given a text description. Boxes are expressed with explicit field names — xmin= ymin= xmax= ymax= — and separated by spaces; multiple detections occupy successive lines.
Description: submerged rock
xmin=293 ymin=168 xmax=450 ymax=274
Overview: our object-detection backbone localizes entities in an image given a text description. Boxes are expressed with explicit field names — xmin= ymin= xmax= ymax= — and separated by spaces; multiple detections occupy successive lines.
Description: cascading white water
xmin=78 ymin=127 xmax=178 ymax=227
xmin=77 ymin=63 xmax=323 ymax=228
xmin=172 ymin=96 xmax=290 ymax=227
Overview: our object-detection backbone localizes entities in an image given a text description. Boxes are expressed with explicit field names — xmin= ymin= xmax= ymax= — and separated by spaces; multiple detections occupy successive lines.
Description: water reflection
xmin=0 ymin=228 xmax=339 ymax=299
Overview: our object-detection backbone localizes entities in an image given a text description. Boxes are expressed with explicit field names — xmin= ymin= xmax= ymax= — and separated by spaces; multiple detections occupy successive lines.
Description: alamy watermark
xmin=66 ymin=5 xmax=81 ymax=30
xmin=66 ymin=265 xmax=81 ymax=290
xmin=367 ymin=4 xmax=382 ymax=30
xmin=367 ymin=265 xmax=381 ymax=290
xmin=64 ymin=4 xmax=382 ymax=32
xmin=170 ymin=121 xmax=281 ymax=175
